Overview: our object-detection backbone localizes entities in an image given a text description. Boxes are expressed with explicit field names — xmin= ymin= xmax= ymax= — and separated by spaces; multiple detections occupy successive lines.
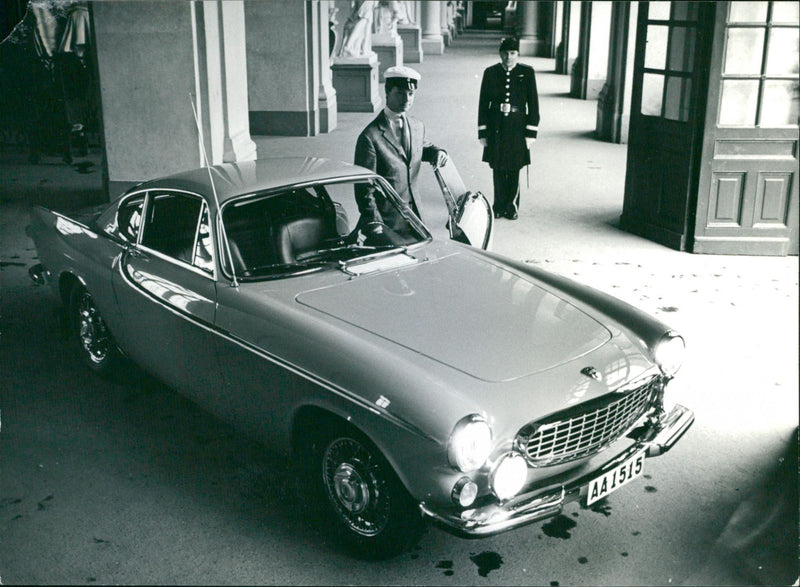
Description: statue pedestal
xmin=372 ymin=34 xmax=403 ymax=81
xmin=332 ymin=55 xmax=381 ymax=112
xmin=397 ymin=24 xmax=422 ymax=63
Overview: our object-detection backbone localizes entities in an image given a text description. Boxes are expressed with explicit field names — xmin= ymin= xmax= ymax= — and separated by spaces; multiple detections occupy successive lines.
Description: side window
xmin=116 ymin=195 xmax=145 ymax=243
xmin=192 ymin=204 xmax=214 ymax=274
xmin=140 ymin=191 xmax=204 ymax=264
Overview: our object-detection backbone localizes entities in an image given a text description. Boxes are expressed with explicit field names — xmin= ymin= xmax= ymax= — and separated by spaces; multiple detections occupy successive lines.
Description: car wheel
xmin=315 ymin=429 xmax=424 ymax=559
xmin=69 ymin=285 xmax=120 ymax=376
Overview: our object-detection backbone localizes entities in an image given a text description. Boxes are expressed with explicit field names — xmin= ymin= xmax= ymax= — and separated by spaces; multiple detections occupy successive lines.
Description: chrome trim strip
xmin=133 ymin=244 xmax=217 ymax=280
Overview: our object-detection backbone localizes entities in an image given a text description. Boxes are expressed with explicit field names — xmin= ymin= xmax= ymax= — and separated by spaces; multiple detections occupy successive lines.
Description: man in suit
xmin=478 ymin=36 xmax=540 ymax=220
xmin=354 ymin=65 xmax=448 ymax=235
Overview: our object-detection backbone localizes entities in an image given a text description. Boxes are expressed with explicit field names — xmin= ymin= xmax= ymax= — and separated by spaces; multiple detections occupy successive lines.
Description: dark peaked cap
xmin=499 ymin=36 xmax=519 ymax=52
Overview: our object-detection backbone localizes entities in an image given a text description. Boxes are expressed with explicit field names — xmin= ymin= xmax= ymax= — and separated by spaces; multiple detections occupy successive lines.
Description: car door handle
xmin=126 ymin=246 xmax=148 ymax=260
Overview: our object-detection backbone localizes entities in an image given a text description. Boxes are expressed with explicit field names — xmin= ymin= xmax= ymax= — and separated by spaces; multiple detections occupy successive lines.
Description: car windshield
xmin=219 ymin=177 xmax=429 ymax=280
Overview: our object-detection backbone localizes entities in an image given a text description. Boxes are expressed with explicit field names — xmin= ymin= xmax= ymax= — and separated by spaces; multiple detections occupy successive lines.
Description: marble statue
xmin=338 ymin=0 xmax=376 ymax=58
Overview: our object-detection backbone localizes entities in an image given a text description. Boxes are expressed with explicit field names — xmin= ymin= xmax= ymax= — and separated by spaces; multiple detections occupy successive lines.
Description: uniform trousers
xmin=492 ymin=168 xmax=521 ymax=216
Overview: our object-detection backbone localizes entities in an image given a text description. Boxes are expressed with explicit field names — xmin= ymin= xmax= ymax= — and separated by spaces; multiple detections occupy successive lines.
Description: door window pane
xmin=719 ymin=80 xmax=759 ymax=125
xmin=724 ymin=28 xmax=765 ymax=74
xmin=142 ymin=193 xmax=203 ymax=263
xmin=648 ymin=2 xmax=671 ymax=21
xmin=642 ymin=73 xmax=664 ymax=116
xmin=664 ymin=76 xmax=692 ymax=121
xmin=729 ymin=2 xmax=768 ymax=23
xmin=761 ymin=80 xmax=800 ymax=126
xmin=772 ymin=2 xmax=799 ymax=24
xmin=668 ymin=25 xmax=695 ymax=72
xmin=645 ymin=25 xmax=669 ymax=69
xmin=766 ymin=28 xmax=800 ymax=75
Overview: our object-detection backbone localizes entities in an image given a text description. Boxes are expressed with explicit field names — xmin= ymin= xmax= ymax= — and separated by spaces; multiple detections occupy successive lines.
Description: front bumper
xmin=419 ymin=403 xmax=694 ymax=537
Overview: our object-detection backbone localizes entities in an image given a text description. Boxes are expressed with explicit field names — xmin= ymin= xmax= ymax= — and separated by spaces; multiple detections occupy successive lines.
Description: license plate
xmin=586 ymin=449 xmax=646 ymax=506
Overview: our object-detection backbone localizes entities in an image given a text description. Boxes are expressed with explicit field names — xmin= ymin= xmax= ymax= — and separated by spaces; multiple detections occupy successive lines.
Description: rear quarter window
xmin=115 ymin=195 xmax=145 ymax=243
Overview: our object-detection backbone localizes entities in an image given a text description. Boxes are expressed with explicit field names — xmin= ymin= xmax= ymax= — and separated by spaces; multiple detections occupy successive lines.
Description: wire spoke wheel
xmin=76 ymin=290 xmax=111 ymax=364
xmin=69 ymin=286 xmax=120 ymax=375
xmin=322 ymin=437 xmax=391 ymax=537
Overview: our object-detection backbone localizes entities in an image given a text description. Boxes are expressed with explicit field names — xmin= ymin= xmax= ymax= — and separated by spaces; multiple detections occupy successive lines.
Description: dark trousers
xmin=492 ymin=168 xmax=521 ymax=215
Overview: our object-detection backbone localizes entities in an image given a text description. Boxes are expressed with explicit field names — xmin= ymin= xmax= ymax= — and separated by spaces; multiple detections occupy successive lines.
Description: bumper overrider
xmin=419 ymin=403 xmax=694 ymax=537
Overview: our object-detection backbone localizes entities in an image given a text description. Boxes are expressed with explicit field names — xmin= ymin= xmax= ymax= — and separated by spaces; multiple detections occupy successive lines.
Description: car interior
xmin=222 ymin=188 xmax=341 ymax=275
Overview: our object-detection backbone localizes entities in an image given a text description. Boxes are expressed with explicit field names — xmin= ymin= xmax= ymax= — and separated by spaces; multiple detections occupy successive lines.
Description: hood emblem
xmin=581 ymin=366 xmax=602 ymax=381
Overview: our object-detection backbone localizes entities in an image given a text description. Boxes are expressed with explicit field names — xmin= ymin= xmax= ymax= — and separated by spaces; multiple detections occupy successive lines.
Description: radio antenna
xmin=189 ymin=93 xmax=238 ymax=287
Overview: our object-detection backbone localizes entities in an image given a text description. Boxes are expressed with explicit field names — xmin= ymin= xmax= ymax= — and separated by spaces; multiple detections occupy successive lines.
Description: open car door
xmin=434 ymin=158 xmax=493 ymax=250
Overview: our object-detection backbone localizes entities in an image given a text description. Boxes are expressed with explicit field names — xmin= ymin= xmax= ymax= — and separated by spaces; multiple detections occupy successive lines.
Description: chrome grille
xmin=522 ymin=376 xmax=659 ymax=467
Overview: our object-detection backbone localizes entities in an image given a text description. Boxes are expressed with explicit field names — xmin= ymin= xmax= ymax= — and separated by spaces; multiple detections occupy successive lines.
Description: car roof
xmin=130 ymin=157 xmax=376 ymax=205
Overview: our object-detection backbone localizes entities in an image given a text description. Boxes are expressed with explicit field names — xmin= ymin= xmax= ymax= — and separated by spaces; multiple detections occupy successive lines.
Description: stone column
xmin=517 ymin=1 xmax=539 ymax=56
xmin=246 ymin=1 xmax=323 ymax=135
xmin=439 ymin=0 xmax=451 ymax=46
xmin=215 ymin=2 xmax=258 ymax=162
xmin=319 ymin=1 xmax=338 ymax=132
xmin=595 ymin=1 xmax=636 ymax=143
xmin=557 ymin=1 xmax=582 ymax=74
xmin=420 ymin=1 xmax=443 ymax=55
xmin=572 ymin=0 xmax=611 ymax=100
xmin=550 ymin=0 xmax=562 ymax=58
xmin=92 ymin=1 xmax=256 ymax=195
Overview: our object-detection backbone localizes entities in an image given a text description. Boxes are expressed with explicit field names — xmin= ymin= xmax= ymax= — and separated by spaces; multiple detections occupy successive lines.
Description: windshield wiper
xmin=340 ymin=245 xmax=408 ymax=267
xmin=243 ymin=259 xmax=333 ymax=278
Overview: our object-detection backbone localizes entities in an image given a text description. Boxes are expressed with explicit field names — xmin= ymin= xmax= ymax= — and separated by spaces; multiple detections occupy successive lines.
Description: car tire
xmin=312 ymin=426 xmax=424 ymax=559
xmin=69 ymin=285 xmax=121 ymax=376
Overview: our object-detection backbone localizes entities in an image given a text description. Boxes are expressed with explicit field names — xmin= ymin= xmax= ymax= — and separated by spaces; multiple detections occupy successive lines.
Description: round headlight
xmin=653 ymin=332 xmax=685 ymax=377
xmin=448 ymin=415 xmax=492 ymax=472
xmin=491 ymin=452 xmax=528 ymax=500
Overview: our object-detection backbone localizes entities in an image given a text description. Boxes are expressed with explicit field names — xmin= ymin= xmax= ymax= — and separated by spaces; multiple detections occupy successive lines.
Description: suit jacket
xmin=478 ymin=62 xmax=540 ymax=170
xmin=354 ymin=110 xmax=441 ymax=230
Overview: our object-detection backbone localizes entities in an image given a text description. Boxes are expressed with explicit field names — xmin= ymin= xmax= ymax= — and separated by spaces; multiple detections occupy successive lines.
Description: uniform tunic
xmin=478 ymin=62 xmax=540 ymax=170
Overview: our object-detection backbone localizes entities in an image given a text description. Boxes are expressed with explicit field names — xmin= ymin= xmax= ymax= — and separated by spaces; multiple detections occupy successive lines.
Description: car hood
xmin=296 ymin=252 xmax=611 ymax=382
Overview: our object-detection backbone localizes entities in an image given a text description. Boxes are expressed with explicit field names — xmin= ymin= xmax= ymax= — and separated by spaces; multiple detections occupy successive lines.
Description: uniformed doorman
xmin=478 ymin=37 xmax=540 ymax=220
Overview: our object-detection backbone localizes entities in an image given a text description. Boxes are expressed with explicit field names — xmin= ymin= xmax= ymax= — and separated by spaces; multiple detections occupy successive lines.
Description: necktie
xmin=398 ymin=116 xmax=410 ymax=158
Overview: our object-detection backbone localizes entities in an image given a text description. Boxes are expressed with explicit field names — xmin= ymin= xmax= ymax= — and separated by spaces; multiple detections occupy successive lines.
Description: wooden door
xmin=621 ymin=1 xmax=713 ymax=250
xmin=693 ymin=2 xmax=799 ymax=255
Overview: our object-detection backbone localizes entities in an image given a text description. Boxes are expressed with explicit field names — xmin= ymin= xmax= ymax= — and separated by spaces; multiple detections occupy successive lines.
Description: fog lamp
xmin=452 ymin=477 xmax=479 ymax=507
xmin=491 ymin=452 xmax=527 ymax=500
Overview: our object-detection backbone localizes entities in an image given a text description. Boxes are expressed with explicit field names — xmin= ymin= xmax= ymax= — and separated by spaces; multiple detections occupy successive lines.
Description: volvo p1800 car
xmin=27 ymin=157 xmax=694 ymax=558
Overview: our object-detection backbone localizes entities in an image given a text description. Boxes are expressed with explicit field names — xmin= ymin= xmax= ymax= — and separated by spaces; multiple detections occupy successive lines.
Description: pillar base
xmin=332 ymin=57 xmax=381 ymax=112
xmin=398 ymin=24 xmax=422 ymax=63
xmin=223 ymin=129 xmax=257 ymax=162
xmin=319 ymin=85 xmax=338 ymax=133
xmin=421 ymin=35 xmax=443 ymax=55
xmin=373 ymin=35 xmax=403 ymax=81
xmin=519 ymin=37 xmax=545 ymax=57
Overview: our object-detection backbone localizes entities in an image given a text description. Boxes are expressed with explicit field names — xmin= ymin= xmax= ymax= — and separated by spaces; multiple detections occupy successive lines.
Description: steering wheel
xmin=363 ymin=221 xmax=394 ymax=246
